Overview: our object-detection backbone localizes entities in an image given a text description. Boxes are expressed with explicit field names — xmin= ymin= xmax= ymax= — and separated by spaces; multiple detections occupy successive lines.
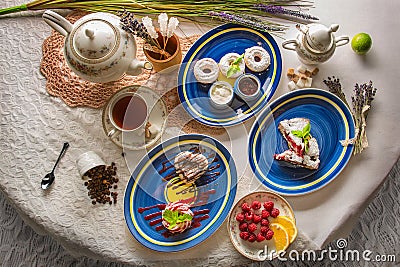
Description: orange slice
xmin=269 ymin=223 xmax=289 ymax=252
xmin=271 ymin=216 xmax=298 ymax=243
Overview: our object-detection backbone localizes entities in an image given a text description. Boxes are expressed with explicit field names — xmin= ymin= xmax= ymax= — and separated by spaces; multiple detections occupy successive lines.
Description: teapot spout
xmin=43 ymin=10 xmax=73 ymax=37
xmin=126 ymin=59 xmax=153 ymax=76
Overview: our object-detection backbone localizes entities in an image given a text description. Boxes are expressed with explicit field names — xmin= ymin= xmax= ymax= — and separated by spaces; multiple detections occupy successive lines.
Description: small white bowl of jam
xmin=208 ymin=81 xmax=234 ymax=110
xmin=234 ymin=74 xmax=261 ymax=102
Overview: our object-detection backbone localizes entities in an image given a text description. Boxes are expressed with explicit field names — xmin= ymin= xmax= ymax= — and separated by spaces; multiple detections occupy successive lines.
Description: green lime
xmin=351 ymin=33 xmax=372 ymax=55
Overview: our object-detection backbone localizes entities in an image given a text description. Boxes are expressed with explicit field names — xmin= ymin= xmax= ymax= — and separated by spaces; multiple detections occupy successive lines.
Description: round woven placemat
xmin=40 ymin=11 xmax=225 ymax=135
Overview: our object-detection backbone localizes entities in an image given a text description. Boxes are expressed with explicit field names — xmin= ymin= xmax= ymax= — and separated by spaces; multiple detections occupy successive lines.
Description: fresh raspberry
xmin=261 ymin=210 xmax=270 ymax=219
xmin=256 ymin=232 xmax=266 ymax=242
xmin=265 ymin=229 xmax=274 ymax=240
xmin=260 ymin=226 xmax=269 ymax=234
xmin=235 ymin=213 xmax=245 ymax=222
xmin=245 ymin=212 xmax=253 ymax=221
xmin=248 ymin=233 xmax=257 ymax=242
xmin=248 ymin=223 xmax=257 ymax=233
xmin=261 ymin=219 xmax=269 ymax=226
xmin=253 ymin=214 xmax=262 ymax=224
xmin=239 ymin=231 xmax=250 ymax=240
xmin=271 ymin=208 xmax=280 ymax=218
xmin=239 ymin=222 xmax=248 ymax=232
xmin=251 ymin=200 xmax=261 ymax=210
xmin=263 ymin=201 xmax=274 ymax=211
xmin=241 ymin=202 xmax=251 ymax=212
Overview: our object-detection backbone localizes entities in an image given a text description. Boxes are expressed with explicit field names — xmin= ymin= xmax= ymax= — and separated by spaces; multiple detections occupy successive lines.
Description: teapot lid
xmin=71 ymin=19 xmax=119 ymax=61
xmin=301 ymin=23 xmax=339 ymax=53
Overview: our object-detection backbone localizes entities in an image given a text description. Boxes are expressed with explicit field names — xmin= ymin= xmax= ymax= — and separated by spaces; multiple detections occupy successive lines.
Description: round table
xmin=0 ymin=0 xmax=399 ymax=264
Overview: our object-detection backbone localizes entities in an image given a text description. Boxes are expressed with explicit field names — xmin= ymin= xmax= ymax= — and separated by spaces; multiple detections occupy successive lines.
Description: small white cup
xmin=76 ymin=151 xmax=106 ymax=177
xmin=107 ymin=92 xmax=149 ymax=138
xmin=208 ymin=81 xmax=234 ymax=110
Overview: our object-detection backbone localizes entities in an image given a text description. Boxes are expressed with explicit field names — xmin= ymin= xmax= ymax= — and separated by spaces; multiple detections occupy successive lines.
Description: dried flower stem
xmin=120 ymin=10 xmax=177 ymax=59
xmin=208 ymin=11 xmax=286 ymax=32
xmin=323 ymin=77 xmax=378 ymax=155
xmin=351 ymin=81 xmax=377 ymax=154
xmin=254 ymin=4 xmax=319 ymax=21
xmin=323 ymin=76 xmax=349 ymax=108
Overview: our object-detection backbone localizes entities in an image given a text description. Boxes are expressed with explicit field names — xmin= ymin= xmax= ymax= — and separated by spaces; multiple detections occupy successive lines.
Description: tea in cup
xmin=107 ymin=92 xmax=149 ymax=138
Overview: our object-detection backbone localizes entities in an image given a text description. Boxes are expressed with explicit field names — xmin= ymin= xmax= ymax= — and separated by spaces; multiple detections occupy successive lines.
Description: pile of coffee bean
xmin=83 ymin=162 xmax=119 ymax=205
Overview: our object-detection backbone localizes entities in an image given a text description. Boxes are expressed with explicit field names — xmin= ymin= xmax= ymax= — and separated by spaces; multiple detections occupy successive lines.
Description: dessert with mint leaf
xmin=274 ymin=118 xmax=320 ymax=170
xmin=162 ymin=201 xmax=194 ymax=233
xmin=219 ymin=53 xmax=245 ymax=79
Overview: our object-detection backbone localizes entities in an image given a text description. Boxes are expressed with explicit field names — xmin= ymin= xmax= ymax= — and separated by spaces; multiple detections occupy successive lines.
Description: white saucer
xmin=102 ymin=85 xmax=167 ymax=150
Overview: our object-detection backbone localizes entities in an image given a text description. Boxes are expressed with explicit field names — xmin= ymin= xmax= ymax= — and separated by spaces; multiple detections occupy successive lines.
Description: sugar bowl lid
xmin=300 ymin=23 xmax=339 ymax=53
xmin=71 ymin=18 xmax=119 ymax=60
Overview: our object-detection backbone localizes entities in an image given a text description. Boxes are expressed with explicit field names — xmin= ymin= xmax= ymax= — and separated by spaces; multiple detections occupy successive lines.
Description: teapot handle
xmin=282 ymin=40 xmax=299 ymax=51
xmin=43 ymin=10 xmax=73 ymax=37
xmin=335 ymin=36 xmax=350 ymax=47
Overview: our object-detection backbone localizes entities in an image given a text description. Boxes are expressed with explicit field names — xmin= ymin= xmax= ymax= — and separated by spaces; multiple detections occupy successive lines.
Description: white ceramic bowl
xmin=234 ymin=74 xmax=261 ymax=102
xmin=208 ymin=81 xmax=234 ymax=110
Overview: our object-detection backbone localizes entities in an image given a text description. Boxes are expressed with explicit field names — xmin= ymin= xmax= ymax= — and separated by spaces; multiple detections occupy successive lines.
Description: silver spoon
xmin=41 ymin=142 xmax=69 ymax=190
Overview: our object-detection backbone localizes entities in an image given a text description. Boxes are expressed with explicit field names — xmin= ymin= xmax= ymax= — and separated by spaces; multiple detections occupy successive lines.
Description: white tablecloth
xmin=0 ymin=0 xmax=399 ymax=264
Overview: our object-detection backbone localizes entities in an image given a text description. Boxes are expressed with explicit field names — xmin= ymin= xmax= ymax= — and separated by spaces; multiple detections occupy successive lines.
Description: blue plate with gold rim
xmin=248 ymin=89 xmax=355 ymax=195
xmin=123 ymin=134 xmax=237 ymax=251
xmin=177 ymin=23 xmax=282 ymax=127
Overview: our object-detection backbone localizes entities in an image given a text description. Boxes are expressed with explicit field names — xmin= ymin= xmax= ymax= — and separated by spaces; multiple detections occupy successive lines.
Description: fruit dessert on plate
xmin=274 ymin=118 xmax=320 ymax=170
xmin=162 ymin=201 xmax=194 ymax=233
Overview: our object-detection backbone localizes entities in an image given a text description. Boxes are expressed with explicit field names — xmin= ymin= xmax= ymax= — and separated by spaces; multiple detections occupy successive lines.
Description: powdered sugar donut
xmin=218 ymin=53 xmax=245 ymax=79
xmin=244 ymin=46 xmax=270 ymax=72
xmin=162 ymin=201 xmax=194 ymax=233
xmin=193 ymin=58 xmax=219 ymax=84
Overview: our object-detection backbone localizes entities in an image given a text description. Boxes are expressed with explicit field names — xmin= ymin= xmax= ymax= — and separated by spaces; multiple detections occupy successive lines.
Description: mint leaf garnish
xmin=291 ymin=130 xmax=303 ymax=137
xmin=291 ymin=122 xmax=311 ymax=153
xmin=304 ymin=137 xmax=309 ymax=153
xmin=162 ymin=209 xmax=193 ymax=230
xmin=302 ymin=122 xmax=311 ymax=137
xmin=226 ymin=66 xmax=239 ymax=78
xmin=226 ymin=54 xmax=244 ymax=78
xmin=177 ymin=213 xmax=193 ymax=223
xmin=162 ymin=209 xmax=174 ymax=223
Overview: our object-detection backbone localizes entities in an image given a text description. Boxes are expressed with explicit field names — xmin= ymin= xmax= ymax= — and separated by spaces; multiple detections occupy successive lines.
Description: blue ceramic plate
xmin=248 ymin=89 xmax=355 ymax=195
xmin=177 ymin=23 xmax=282 ymax=127
xmin=124 ymin=134 xmax=237 ymax=252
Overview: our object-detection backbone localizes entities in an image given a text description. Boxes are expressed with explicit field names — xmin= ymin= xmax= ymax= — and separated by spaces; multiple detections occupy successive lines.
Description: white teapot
xmin=282 ymin=23 xmax=349 ymax=65
xmin=43 ymin=10 xmax=152 ymax=83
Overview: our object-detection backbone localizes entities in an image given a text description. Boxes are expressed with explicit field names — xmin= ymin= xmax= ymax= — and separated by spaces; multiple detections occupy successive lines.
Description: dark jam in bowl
xmin=238 ymin=76 xmax=259 ymax=96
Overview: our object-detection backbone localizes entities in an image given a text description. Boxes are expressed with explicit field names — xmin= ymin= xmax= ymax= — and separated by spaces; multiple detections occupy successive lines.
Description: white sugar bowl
xmin=282 ymin=23 xmax=349 ymax=65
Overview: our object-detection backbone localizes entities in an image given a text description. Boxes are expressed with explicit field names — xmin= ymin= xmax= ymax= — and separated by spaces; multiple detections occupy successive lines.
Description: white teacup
xmin=107 ymin=92 xmax=149 ymax=138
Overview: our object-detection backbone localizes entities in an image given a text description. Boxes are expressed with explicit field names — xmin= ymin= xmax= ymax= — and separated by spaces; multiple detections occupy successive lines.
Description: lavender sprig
xmin=323 ymin=77 xmax=378 ymax=155
xmin=351 ymin=81 xmax=377 ymax=120
xmin=351 ymin=81 xmax=377 ymax=154
xmin=119 ymin=10 xmax=158 ymax=47
xmin=254 ymin=4 xmax=319 ymax=21
xmin=323 ymin=76 xmax=349 ymax=108
xmin=208 ymin=11 xmax=285 ymax=32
